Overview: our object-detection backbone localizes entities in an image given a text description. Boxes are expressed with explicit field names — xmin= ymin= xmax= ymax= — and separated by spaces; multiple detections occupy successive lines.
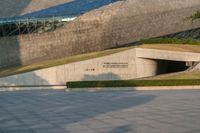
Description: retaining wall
xmin=0 ymin=48 xmax=200 ymax=90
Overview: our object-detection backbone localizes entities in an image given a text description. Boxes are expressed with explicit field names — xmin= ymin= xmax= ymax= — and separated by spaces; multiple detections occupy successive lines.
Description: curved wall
xmin=0 ymin=0 xmax=200 ymax=68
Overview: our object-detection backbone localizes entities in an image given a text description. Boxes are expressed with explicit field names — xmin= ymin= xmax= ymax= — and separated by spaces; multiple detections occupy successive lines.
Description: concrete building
xmin=0 ymin=47 xmax=200 ymax=90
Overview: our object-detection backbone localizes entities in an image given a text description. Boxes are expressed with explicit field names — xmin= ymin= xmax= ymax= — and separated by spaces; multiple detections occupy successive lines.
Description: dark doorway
xmin=156 ymin=60 xmax=189 ymax=75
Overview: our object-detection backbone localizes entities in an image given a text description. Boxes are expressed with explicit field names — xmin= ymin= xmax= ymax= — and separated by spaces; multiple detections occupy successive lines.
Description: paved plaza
xmin=0 ymin=89 xmax=200 ymax=133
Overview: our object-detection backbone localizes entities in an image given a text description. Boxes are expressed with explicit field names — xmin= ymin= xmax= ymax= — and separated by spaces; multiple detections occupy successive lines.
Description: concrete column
xmin=135 ymin=58 xmax=158 ymax=78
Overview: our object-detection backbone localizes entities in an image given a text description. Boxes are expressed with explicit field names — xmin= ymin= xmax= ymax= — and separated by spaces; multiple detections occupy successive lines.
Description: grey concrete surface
xmin=0 ymin=48 xmax=137 ymax=89
xmin=136 ymin=48 xmax=200 ymax=62
xmin=0 ymin=90 xmax=200 ymax=133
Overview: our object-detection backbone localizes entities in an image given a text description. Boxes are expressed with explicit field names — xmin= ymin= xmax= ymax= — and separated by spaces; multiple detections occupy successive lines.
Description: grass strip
xmin=190 ymin=10 xmax=200 ymax=21
xmin=67 ymin=79 xmax=200 ymax=88
xmin=140 ymin=38 xmax=200 ymax=45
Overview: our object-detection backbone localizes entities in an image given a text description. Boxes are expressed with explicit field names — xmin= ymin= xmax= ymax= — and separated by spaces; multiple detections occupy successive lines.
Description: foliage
xmin=67 ymin=79 xmax=200 ymax=88
xmin=190 ymin=10 xmax=200 ymax=21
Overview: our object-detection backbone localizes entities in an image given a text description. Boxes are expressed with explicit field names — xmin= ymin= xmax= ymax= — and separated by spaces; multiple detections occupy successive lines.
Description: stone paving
xmin=0 ymin=90 xmax=200 ymax=133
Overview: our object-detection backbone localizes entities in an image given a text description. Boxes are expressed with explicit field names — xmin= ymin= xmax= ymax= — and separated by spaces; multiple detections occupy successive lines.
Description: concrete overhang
xmin=136 ymin=48 xmax=200 ymax=62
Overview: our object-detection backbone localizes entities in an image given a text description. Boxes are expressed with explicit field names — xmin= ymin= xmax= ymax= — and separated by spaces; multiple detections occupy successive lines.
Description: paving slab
xmin=0 ymin=90 xmax=200 ymax=133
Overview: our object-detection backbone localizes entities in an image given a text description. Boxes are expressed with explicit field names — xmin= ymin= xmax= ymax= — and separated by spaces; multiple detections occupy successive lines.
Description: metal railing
xmin=0 ymin=16 xmax=77 ymax=37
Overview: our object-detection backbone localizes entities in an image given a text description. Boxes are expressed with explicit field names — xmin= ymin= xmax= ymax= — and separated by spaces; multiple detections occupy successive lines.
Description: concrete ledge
xmin=136 ymin=48 xmax=200 ymax=62
xmin=66 ymin=86 xmax=200 ymax=92
xmin=0 ymin=85 xmax=200 ymax=92
xmin=0 ymin=86 xmax=66 ymax=92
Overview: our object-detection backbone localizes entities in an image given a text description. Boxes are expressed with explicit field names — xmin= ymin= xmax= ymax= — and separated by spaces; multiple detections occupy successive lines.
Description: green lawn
xmin=190 ymin=10 xmax=200 ymax=21
xmin=143 ymin=71 xmax=200 ymax=80
xmin=67 ymin=71 xmax=200 ymax=88
xmin=139 ymin=44 xmax=200 ymax=53
xmin=140 ymin=38 xmax=200 ymax=45
xmin=67 ymin=79 xmax=200 ymax=88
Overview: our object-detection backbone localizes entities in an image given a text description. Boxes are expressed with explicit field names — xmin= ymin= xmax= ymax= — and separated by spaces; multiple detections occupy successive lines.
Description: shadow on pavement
xmin=0 ymin=90 xmax=155 ymax=132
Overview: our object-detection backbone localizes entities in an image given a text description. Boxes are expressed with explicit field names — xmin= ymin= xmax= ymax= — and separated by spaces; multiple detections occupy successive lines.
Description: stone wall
xmin=1 ymin=0 xmax=200 ymax=68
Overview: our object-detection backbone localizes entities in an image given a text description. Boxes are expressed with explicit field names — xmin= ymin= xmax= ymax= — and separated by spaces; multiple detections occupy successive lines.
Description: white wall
xmin=0 ymin=48 xmax=137 ymax=89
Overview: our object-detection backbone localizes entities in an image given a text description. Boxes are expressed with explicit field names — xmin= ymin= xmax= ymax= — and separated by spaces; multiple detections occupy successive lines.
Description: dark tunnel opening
xmin=156 ymin=60 xmax=190 ymax=75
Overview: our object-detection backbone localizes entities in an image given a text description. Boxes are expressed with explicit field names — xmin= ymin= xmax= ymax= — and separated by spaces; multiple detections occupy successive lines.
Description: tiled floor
xmin=0 ymin=90 xmax=200 ymax=133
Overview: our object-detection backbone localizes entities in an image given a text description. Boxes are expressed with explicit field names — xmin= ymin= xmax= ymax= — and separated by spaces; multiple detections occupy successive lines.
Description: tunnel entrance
xmin=156 ymin=60 xmax=190 ymax=75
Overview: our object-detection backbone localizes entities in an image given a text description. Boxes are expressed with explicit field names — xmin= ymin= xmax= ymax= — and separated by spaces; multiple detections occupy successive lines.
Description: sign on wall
xmin=103 ymin=62 xmax=128 ymax=68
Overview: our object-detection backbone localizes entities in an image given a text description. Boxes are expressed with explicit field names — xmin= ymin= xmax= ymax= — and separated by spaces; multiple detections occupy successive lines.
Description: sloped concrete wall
xmin=1 ymin=0 xmax=200 ymax=68
xmin=0 ymin=48 xmax=137 ymax=89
